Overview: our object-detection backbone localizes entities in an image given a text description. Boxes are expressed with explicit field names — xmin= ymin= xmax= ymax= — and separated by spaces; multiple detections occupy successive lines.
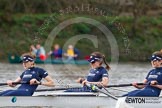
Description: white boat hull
xmin=0 ymin=96 xmax=116 ymax=107
xmin=0 ymin=92 xmax=116 ymax=107
xmin=1 ymin=91 xmax=162 ymax=108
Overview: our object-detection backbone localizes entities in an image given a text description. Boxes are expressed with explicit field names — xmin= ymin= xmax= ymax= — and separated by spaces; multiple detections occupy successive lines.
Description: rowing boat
xmin=0 ymin=91 xmax=116 ymax=107
xmin=8 ymin=54 xmax=89 ymax=65
xmin=1 ymin=83 xmax=162 ymax=108
xmin=1 ymin=90 xmax=162 ymax=108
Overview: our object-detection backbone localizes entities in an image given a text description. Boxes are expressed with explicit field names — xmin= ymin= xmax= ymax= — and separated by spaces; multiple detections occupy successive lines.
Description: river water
xmin=0 ymin=62 xmax=152 ymax=108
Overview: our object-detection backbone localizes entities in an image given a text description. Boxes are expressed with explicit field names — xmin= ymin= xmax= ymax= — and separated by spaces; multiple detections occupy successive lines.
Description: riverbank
xmin=1 ymin=13 xmax=162 ymax=62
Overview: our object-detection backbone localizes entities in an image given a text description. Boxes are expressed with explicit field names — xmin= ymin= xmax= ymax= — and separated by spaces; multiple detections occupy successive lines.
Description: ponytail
xmin=91 ymin=52 xmax=111 ymax=70
xmin=102 ymin=55 xmax=111 ymax=70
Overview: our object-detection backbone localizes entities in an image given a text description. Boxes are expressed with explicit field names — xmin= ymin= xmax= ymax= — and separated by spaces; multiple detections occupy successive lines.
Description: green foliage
xmin=0 ymin=13 xmax=162 ymax=62
xmin=73 ymin=23 xmax=91 ymax=34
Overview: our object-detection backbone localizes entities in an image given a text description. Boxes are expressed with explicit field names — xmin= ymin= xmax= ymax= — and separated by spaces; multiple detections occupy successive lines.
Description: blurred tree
xmin=131 ymin=0 xmax=160 ymax=37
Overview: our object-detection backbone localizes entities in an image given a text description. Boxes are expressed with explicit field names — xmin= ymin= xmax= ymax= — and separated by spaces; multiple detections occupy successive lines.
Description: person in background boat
xmin=64 ymin=45 xmax=80 ymax=61
xmin=66 ymin=52 xmax=109 ymax=92
xmin=123 ymin=50 xmax=162 ymax=97
xmin=31 ymin=44 xmax=46 ymax=60
xmin=0 ymin=54 xmax=54 ymax=96
xmin=47 ymin=44 xmax=63 ymax=59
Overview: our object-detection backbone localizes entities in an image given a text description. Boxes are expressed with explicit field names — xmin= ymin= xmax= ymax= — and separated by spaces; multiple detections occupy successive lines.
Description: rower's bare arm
xmin=133 ymin=79 xmax=147 ymax=89
xmin=101 ymin=77 xmax=109 ymax=86
xmin=7 ymin=77 xmax=21 ymax=87
xmin=152 ymin=85 xmax=162 ymax=90
xmin=150 ymin=80 xmax=162 ymax=89
xmin=84 ymin=81 xmax=103 ymax=86
xmin=42 ymin=76 xmax=54 ymax=87
xmin=83 ymin=77 xmax=108 ymax=87
xmin=76 ymin=78 xmax=85 ymax=83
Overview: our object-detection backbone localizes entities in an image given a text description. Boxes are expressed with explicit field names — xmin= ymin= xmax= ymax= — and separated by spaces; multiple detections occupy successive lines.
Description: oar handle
xmin=0 ymin=82 xmax=29 ymax=86
xmin=106 ymin=83 xmax=144 ymax=88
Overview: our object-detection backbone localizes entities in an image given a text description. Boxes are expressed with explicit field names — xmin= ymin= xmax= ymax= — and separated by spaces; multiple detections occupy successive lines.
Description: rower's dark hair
xmin=153 ymin=50 xmax=162 ymax=58
xmin=21 ymin=48 xmax=36 ymax=67
xmin=160 ymin=49 xmax=162 ymax=55
xmin=91 ymin=52 xmax=110 ymax=70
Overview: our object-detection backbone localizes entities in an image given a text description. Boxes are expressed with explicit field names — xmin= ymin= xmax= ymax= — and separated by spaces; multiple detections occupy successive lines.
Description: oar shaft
xmin=89 ymin=84 xmax=118 ymax=100
xmin=35 ymin=87 xmax=81 ymax=92
xmin=96 ymin=87 xmax=118 ymax=100
xmin=106 ymin=83 xmax=144 ymax=88
xmin=35 ymin=88 xmax=68 ymax=92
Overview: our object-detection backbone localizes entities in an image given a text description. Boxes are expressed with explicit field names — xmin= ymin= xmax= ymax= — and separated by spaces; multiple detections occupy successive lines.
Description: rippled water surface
xmin=0 ymin=62 xmax=152 ymax=108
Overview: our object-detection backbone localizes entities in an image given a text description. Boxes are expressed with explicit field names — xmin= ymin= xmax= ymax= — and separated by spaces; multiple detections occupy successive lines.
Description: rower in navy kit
xmin=123 ymin=51 xmax=162 ymax=97
xmin=66 ymin=52 xmax=110 ymax=92
xmin=0 ymin=54 xmax=54 ymax=96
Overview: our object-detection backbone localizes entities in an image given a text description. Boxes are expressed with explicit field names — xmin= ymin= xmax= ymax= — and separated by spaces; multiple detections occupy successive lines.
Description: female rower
xmin=66 ymin=52 xmax=110 ymax=92
xmin=123 ymin=51 xmax=162 ymax=97
xmin=0 ymin=54 xmax=54 ymax=96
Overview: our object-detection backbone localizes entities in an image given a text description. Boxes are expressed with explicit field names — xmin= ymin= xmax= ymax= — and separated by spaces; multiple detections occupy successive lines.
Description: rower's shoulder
xmin=33 ymin=67 xmax=46 ymax=72
xmin=148 ymin=68 xmax=156 ymax=74
xmin=98 ymin=67 xmax=108 ymax=73
xmin=99 ymin=66 xmax=107 ymax=70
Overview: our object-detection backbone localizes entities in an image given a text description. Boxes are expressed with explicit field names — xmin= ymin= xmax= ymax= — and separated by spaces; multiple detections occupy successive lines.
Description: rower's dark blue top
xmin=18 ymin=67 xmax=48 ymax=94
xmin=64 ymin=66 xmax=108 ymax=92
xmin=87 ymin=66 xmax=108 ymax=82
xmin=145 ymin=67 xmax=162 ymax=96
